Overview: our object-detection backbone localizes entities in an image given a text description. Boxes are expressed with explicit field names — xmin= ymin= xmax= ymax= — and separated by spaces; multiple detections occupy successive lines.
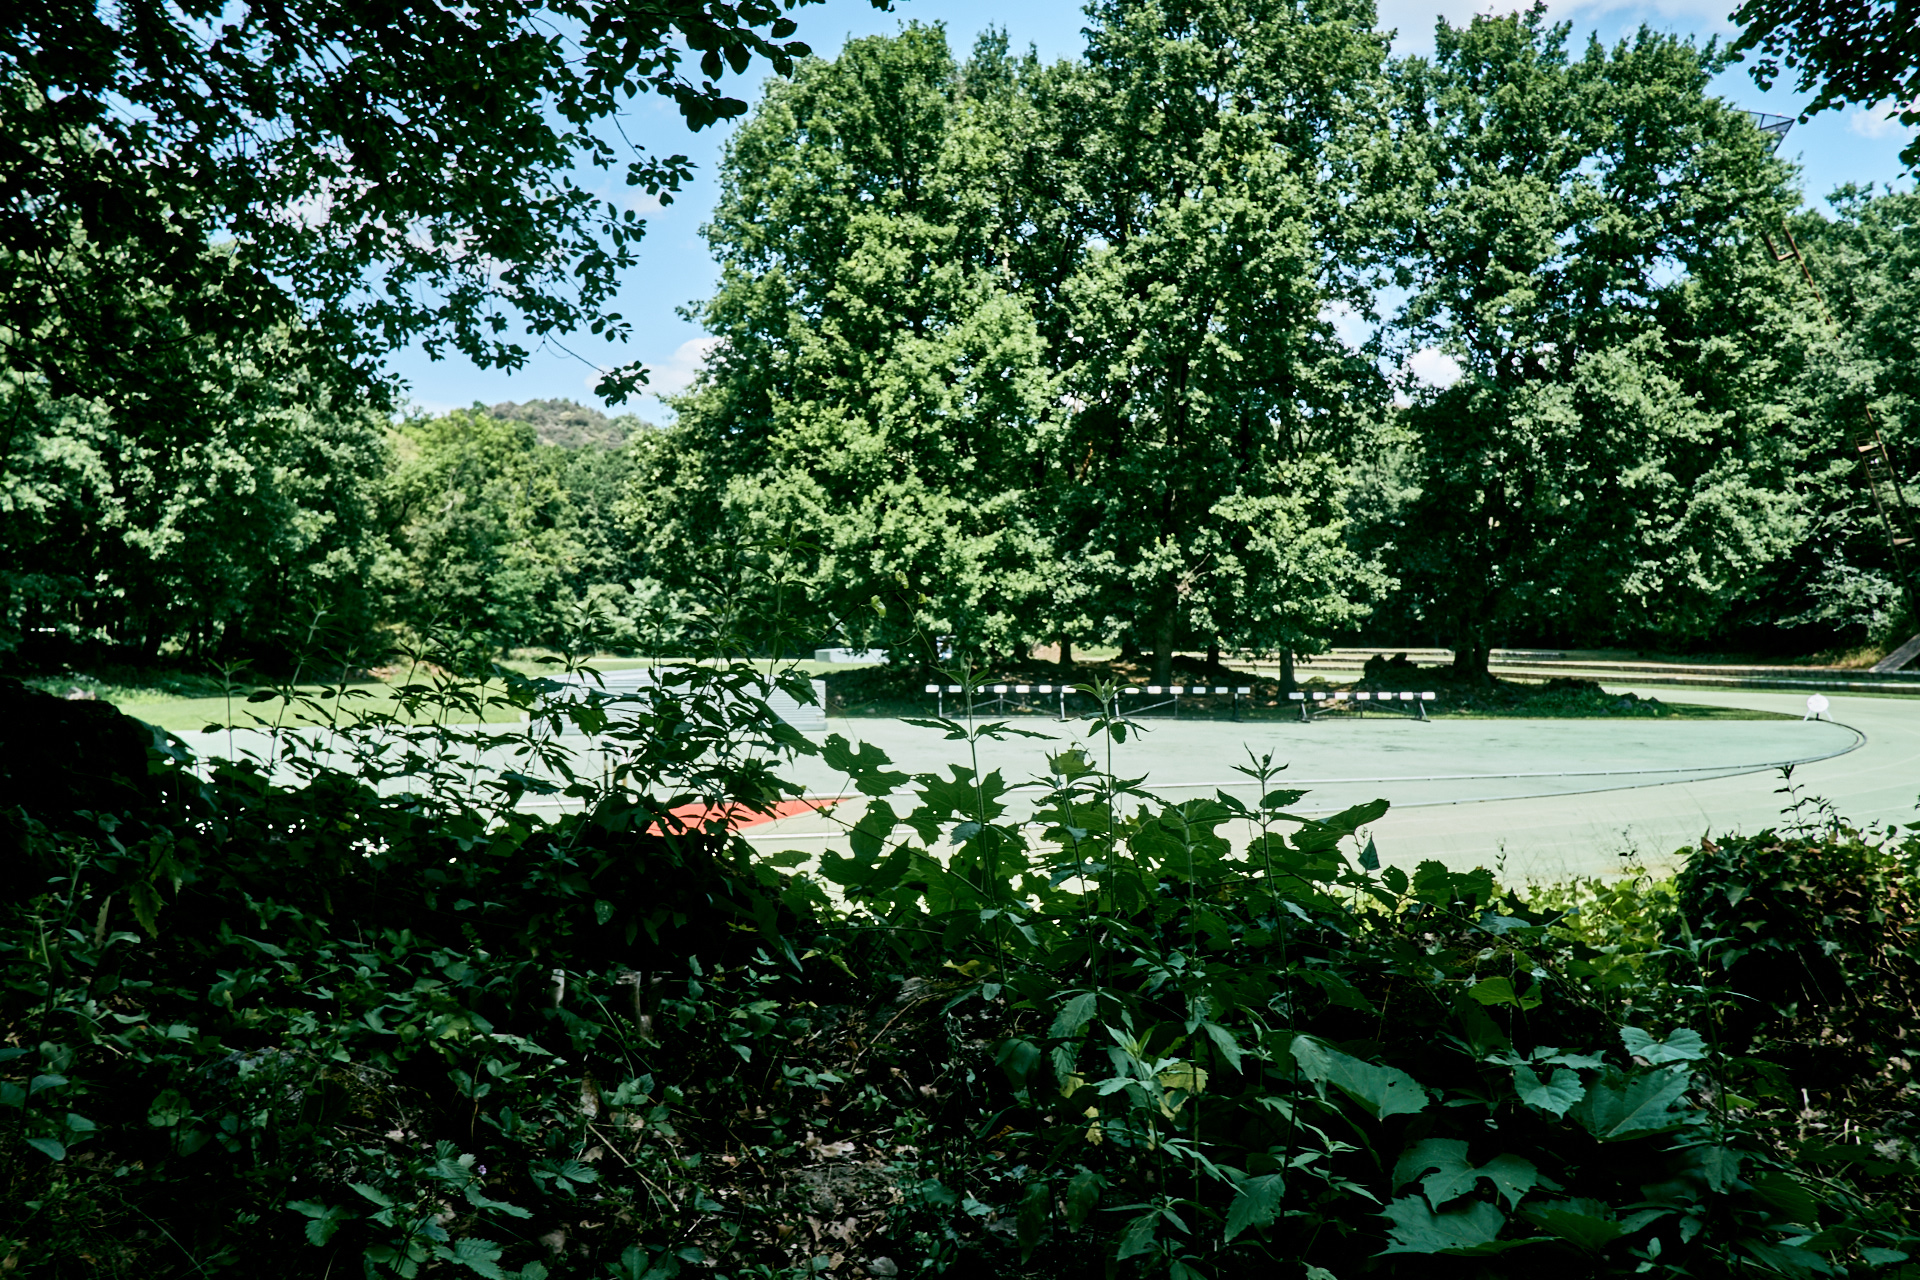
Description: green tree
xmin=2 ymin=0 xmax=885 ymax=399
xmin=380 ymin=409 xmax=580 ymax=652
xmin=1385 ymin=9 xmax=1808 ymax=679
xmin=1042 ymin=0 xmax=1393 ymax=686
xmin=1 ymin=335 xmax=389 ymax=664
xmin=635 ymin=26 xmax=1058 ymax=661
xmin=1764 ymin=186 xmax=1920 ymax=640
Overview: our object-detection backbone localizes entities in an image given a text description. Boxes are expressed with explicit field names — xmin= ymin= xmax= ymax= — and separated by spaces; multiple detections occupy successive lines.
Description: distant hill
xmin=487 ymin=398 xmax=654 ymax=449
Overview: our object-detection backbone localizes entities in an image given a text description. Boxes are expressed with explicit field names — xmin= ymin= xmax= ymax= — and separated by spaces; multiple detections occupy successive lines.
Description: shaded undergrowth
xmin=0 ymin=664 xmax=1912 ymax=1278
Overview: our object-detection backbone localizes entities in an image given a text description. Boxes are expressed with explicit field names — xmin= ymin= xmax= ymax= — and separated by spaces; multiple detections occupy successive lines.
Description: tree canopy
xmin=1730 ymin=0 xmax=1920 ymax=169
xmin=2 ymin=0 xmax=890 ymax=401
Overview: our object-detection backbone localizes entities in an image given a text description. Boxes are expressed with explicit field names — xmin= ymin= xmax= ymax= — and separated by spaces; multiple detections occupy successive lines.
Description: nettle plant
xmin=794 ymin=684 xmax=1907 ymax=1277
xmin=0 ymin=661 xmax=1912 ymax=1277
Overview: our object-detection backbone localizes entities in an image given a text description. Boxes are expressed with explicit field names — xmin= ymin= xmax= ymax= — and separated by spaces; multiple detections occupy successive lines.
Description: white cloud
xmin=1407 ymin=346 xmax=1463 ymax=389
xmin=624 ymin=190 xmax=666 ymax=214
xmin=1320 ymin=301 xmax=1373 ymax=352
xmin=1848 ymin=103 xmax=1914 ymax=139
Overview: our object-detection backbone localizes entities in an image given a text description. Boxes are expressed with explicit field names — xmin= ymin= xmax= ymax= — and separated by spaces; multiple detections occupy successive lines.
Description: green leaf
xmin=1513 ymin=1065 xmax=1586 ymax=1117
xmin=1393 ymin=1139 xmax=1476 ymax=1207
xmin=1049 ymin=992 xmax=1098 ymax=1039
xmin=1063 ymin=1169 xmax=1102 ymax=1229
xmin=1467 ymin=976 xmax=1541 ymax=1009
xmin=1566 ymin=1067 xmax=1693 ymax=1140
xmin=350 ymin=1181 xmax=396 ymax=1209
xmin=1750 ymin=1172 xmax=1820 ymax=1226
xmin=147 ymin=1089 xmax=191 ymax=1128
xmin=1381 ymin=1196 xmax=1532 ymax=1255
xmin=1016 ymin=1181 xmax=1050 ymax=1261
xmin=1620 ymin=1026 xmax=1707 ymax=1065
xmin=464 ymin=1184 xmax=534 ymax=1219
xmin=1524 ymin=1199 xmax=1625 ymax=1253
xmin=1292 ymin=1037 xmax=1428 ymax=1119
xmin=436 ymin=1236 xmax=508 ymax=1279
xmin=821 ymin=734 xmax=908 ymax=796
xmin=996 ymin=1038 xmax=1041 ymax=1088
xmin=290 ymin=1201 xmax=354 ymax=1246
xmin=23 ymin=1137 xmax=66 ymax=1161
xmin=553 ymin=1159 xmax=598 ymax=1185
xmin=127 ymin=878 xmax=164 ymax=937
xmin=1201 ymin=1021 xmax=1245 ymax=1073
xmin=1116 ymin=1209 xmax=1162 ymax=1260
xmin=1478 ymin=1154 xmax=1540 ymax=1210
xmin=1224 ymin=1173 xmax=1286 ymax=1242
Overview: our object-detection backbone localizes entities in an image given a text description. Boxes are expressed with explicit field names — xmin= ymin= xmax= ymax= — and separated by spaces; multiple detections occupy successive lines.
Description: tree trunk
xmin=1205 ymin=640 xmax=1219 ymax=671
xmin=1149 ymin=602 xmax=1177 ymax=688
xmin=1058 ymin=637 xmax=1072 ymax=669
xmin=1453 ymin=629 xmax=1493 ymax=686
xmin=1280 ymin=648 xmax=1295 ymax=693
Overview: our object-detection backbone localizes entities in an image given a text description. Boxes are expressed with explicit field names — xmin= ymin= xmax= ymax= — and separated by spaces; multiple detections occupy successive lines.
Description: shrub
xmin=1 ymin=673 xmax=1915 ymax=1277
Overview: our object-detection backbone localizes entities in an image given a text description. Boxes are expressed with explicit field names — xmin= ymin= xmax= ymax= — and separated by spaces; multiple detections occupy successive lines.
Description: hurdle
xmin=1288 ymin=690 xmax=1436 ymax=721
xmin=1116 ymin=685 xmax=1255 ymax=719
xmin=925 ymin=683 xmax=1071 ymax=719
xmin=926 ymin=683 xmax=1255 ymax=720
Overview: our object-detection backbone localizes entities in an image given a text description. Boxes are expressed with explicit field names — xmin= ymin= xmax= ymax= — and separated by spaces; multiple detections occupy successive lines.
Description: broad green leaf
xmin=1381 ymin=1196 xmax=1530 ymax=1255
xmin=1063 ymin=1169 xmax=1103 ymax=1229
xmin=1525 ymin=1199 xmax=1625 ymax=1252
xmin=995 ymin=1038 xmax=1041 ymax=1088
xmin=1223 ymin=1173 xmax=1286 ymax=1242
xmin=1566 ymin=1067 xmax=1693 ymax=1140
xmin=1049 ymin=992 xmax=1098 ymax=1039
xmin=436 ymin=1235 xmax=509 ymax=1279
xmin=1116 ymin=1209 xmax=1162 ymax=1260
xmin=1016 ymin=1181 xmax=1050 ymax=1260
xmin=23 ymin=1137 xmax=66 ymax=1161
xmin=1750 ymin=1172 xmax=1820 ymax=1226
xmin=464 ymin=1184 xmax=534 ymax=1218
xmin=1621 ymin=1026 xmax=1707 ymax=1065
xmin=821 ymin=734 xmax=908 ymax=796
xmin=1478 ymin=1154 xmax=1540 ymax=1210
xmin=148 ymin=1089 xmax=191 ymax=1128
xmin=1291 ymin=1037 xmax=1428 ymax=1119
xmin=1393 ymin=1138 xmax=1475 ymax=1206
xmin=1467 ymin=976 xmax=1541 ymax=1009
xmin=1201 ymin=1021 xmax=1245 ymax=1073
xmin=127 ymin=879 xmax=164 ymax=937
xmin=1513 ymin=1064 xmax=1586 ymax=1117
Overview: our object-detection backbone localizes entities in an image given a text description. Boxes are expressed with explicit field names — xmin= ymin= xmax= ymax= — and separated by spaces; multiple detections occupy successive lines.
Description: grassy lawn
xmin=27 ymin=653 xmax=850 ymax=732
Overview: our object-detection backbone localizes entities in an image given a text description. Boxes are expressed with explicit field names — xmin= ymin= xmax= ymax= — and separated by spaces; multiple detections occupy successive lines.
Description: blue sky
xmin=385 ymin=0 xmax=1919 ymax=420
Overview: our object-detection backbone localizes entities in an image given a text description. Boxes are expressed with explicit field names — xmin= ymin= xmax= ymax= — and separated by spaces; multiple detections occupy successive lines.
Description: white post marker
xmin=1804 ymin=693 xmax=1831 ymax=722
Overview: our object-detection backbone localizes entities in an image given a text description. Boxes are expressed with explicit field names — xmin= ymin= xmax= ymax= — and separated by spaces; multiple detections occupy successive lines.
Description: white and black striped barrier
xmin=1290 ymin=690 xmax=1436 ymax=722
xmin=925 ymin=684 xmax=1257 ymax=720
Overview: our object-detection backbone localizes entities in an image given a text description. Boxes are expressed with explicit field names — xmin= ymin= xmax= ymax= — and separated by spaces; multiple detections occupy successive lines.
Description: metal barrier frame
xmin=1288 ymin=690 xmax=1436 ymax=722
xmin=925 ymin=683 xmax=1256 ymax=720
